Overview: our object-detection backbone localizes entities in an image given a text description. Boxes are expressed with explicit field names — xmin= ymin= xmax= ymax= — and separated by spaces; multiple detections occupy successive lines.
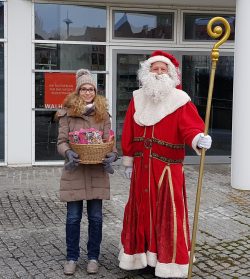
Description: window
xmin=35 ymin=111 xmax=61 ymax=161
xmin=0 ymin=2 xmax=3 ymax=38
xmin=34 ymin=3 xmax=107 ymax=162
xmin=113 ymin=10 xmax=174 ymax=40
xmin=35 ymin=44 xmax=106 ymax=71
xmin=0 ymin=2 xmax=4 ymax=162
xmin=183 ymin=13 xmax=235 ymax=41
xmin=35 ymin=4 xmax=106 ymax=42
xmin=116 ymin=53 xmax=149 ymax=152
xmin=182 ymin=55 xmax=233 ymax=156
xmin=35 ymin=72 xmax=105 ymax=109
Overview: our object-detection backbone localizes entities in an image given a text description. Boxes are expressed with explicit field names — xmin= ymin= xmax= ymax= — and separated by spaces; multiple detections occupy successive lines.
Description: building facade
xmin=1 ymin=0 xmax=239 ymax=167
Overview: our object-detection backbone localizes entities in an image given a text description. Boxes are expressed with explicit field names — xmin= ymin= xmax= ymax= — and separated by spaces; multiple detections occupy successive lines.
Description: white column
xmin=231 ymin=0 xmax=250 ymax=189
xmin=7 ymin=0 xmax=32 ymax=165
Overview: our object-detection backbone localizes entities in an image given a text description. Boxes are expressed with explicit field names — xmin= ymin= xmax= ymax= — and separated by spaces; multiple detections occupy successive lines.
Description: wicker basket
xmin=70 ymin=140 xmax=114 ymax=164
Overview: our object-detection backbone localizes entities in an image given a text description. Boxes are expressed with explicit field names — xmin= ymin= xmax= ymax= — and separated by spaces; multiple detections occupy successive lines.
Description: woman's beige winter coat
xmin=57 ymin=106 xmax=116 ymax=202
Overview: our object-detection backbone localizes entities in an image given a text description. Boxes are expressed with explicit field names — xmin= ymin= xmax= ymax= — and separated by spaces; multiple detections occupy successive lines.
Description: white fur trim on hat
xmin=147 ymin=55 xmax=175 ymax=68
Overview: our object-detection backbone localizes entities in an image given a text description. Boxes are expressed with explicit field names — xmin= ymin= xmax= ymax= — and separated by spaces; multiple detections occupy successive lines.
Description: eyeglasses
xmin=79 ymin=88 xmax=95 ymax=94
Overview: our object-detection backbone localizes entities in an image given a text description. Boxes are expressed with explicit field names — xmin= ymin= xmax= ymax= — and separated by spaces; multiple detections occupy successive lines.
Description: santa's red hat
xmin=147 ymin=50 xmax=179 ymax=69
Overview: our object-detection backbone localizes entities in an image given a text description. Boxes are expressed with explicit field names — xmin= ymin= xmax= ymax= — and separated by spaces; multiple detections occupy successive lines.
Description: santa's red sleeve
xmin=178 ymin=101 xmax=205 ymax=155
xmin=121 ymin=98 xmax=135 ymax=167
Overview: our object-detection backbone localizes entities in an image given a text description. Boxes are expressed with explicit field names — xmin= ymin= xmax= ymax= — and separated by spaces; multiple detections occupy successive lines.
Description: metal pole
xmin=188 ymin=17 xmax=231 ymax=279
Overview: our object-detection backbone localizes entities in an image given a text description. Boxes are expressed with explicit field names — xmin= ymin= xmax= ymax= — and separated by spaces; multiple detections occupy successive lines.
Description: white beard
xmin=133 ymin=61 xmax=190 ymax=126
xmin=139 ymin=72 xmax=176 ymax=103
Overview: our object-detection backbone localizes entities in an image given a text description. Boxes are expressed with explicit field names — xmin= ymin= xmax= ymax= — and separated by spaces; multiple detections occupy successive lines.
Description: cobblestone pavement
xmin=0 ymin=164 xmax=249 ymax=279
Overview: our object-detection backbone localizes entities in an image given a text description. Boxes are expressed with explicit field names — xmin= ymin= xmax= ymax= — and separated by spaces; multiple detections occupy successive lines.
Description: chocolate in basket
xmin=69 ymin=128 xmax=103 ymax=144
xmin=85 ymin=129 xmax=103 ymax=144
xmin=68 ymin=131 xmax=80 ymax=143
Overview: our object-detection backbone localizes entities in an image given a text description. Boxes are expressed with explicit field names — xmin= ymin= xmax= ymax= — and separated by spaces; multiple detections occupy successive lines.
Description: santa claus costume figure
xmin=118 ymin=50 xmax=212 ymax=278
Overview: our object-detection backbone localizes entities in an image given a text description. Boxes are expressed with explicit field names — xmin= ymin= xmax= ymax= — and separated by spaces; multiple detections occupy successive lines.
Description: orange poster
xmin=44 ymin=73 xmax=76 ymax=109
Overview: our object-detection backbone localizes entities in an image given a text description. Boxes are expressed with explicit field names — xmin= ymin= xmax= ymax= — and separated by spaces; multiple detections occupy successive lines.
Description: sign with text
xmin=44 ymin=73 xmax=76 ymax=109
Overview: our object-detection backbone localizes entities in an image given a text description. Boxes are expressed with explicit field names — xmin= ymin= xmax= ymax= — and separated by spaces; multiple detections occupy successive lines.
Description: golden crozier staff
xmin=188 ymin=16 xmax=231 ymax=279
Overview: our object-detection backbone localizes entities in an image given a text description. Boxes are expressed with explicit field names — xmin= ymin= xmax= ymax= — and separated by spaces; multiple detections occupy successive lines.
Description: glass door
xmin=181 ymin=53 xmax=233 ymax=163
xmin=113 ymin=49 xmax=233 ymax=163
xmin=115 ymin=52 xmax=149 ymax=152
xmin=112 ymin=49 xmax=178 ymax=153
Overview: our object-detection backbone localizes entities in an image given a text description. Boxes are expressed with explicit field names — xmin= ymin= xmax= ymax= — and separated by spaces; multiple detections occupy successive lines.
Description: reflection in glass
xmin=182 ymin=55 xmax=234 ymax=156
xmin=116 ymin=53 xmax=149 ymax=152
xmin=184 ymin=14 xmax=235 ymax=41
xmin=35 ymin=4 xmax=106 ymax=41
xmin=35 ymin=44 xmax=106 ymax=71
xmin=35 ymin=111 xmax=62 ymax=161
xmin=35 ymin=72 xmax=106 ymax=109
xmin=0 ymin=3 xmax=4 ymax=38
xmin=0 ymin=43 xmax=4 ymax=161
xmin=114 ymin=11 xmax=173 ymax=40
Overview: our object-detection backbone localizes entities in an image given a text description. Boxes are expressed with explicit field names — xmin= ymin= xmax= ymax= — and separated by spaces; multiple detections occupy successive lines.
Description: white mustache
xmin=141 ymin=73 xmax=175 ymax=103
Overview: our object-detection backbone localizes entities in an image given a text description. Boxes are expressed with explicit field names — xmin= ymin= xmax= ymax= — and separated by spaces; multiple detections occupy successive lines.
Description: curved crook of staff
xmin=188 ymin=17 xmax=231 ymax=279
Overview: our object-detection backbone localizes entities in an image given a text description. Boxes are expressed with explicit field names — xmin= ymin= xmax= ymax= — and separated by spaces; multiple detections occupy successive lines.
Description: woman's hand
xmin=102 ymin=152 xmax=118 ymax=174
xmin=65 ymin=150 xmax=81 ymax=170
xmin=102 ymin=152 xmax=118 ymax=164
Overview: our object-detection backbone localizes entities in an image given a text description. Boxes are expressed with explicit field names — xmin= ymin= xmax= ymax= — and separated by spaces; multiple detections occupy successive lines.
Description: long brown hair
xmin=62 ymin=92 xmax=109 ymax=122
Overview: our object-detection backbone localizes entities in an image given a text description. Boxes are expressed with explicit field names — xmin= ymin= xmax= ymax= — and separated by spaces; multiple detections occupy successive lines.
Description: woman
xmin=57 ymin=69 xmax=118 ymax=275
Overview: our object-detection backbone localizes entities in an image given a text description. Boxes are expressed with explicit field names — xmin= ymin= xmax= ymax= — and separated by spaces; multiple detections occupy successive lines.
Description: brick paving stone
xmin=0 ymin=165 xmax=249 ymax=278
xmin=238 ymin=269 xmax=250 ymax=275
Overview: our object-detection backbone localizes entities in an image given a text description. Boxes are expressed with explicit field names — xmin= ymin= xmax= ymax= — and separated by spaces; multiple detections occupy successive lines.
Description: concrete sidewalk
xmin=0 ymin=164 xmax=249 ymax=279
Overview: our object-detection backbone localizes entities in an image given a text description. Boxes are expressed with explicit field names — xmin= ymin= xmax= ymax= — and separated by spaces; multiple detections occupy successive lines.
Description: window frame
xmin=31 ymin=2 xmax=236 ymax=165
xmin=110 ymin=6 xmax=177 ymax=45
xmin=34 ymin=2 xmax=108 ymax=42
xmin=0 ymin=1 xmax=7 ymax=165
xmin=180 ymin=10 xmax=235 ymax=48
xmin=32 ymin=2 xmax=110 ymax=164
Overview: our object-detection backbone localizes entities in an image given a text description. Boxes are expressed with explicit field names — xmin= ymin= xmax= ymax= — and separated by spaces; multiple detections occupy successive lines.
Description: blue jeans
xmin=66 ymin=199 xmax=103 ymax=261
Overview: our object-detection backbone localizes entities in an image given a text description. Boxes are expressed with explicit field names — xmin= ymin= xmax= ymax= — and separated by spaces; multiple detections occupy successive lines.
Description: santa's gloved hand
xmin=103 ymin=162 xmax=114 ymax=174
xmin=197 ymin=133 xmax=212 ymax=149
xmin=65 ymin=150 xmax=80 ymax=171
xmin=124 ymin=166 xmax=133 ymax=179
xmin=102 ymin=152 xmax=118 ymax=164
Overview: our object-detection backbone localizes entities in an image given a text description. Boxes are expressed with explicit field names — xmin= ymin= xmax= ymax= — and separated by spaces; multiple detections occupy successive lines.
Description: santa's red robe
xmin=119 ymin=89 xmax=204 ymax=278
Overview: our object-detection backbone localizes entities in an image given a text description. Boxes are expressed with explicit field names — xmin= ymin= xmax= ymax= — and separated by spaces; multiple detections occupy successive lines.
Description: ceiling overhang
xmin=33 ymin=0 xmax=236 ymax=9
